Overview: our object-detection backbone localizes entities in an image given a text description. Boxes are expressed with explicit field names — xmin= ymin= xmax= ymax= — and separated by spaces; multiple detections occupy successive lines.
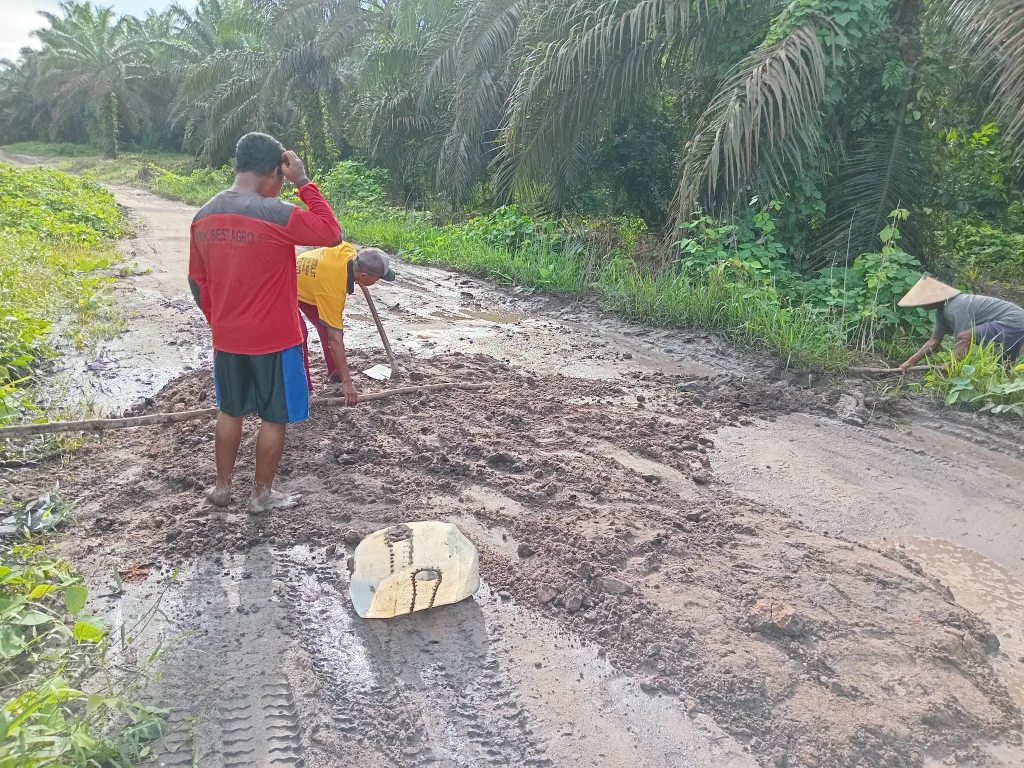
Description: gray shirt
xmin=933 ymin=293 xmax=1024 ymax=338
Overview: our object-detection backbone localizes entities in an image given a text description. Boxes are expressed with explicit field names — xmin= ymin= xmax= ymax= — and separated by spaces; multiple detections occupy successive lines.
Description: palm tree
xmin=35 ymin=2 xmax=153 ymax=157
xmin=0 ymin=51 xmax=48 ymax=144
xmin=170 ymin=0 xmax=357 ymax=169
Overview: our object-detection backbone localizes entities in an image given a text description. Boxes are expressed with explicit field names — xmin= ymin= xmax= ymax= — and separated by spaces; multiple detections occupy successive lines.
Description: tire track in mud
xmin=149 ymin=546 xmax=307 ymax=768
xmin=276 ymin=548 xmax=553 ymax=767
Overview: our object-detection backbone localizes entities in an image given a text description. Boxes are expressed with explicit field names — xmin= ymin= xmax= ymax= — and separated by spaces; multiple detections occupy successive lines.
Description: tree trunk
xmin=103 ymin=91 xmax=119 ymax=159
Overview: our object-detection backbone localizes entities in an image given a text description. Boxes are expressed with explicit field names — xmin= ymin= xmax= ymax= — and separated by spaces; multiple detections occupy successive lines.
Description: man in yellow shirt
xmin=297 ymin=244 xmax=395 ymax=405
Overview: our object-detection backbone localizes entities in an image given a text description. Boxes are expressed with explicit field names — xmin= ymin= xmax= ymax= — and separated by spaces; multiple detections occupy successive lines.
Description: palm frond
xmin=812 ymin=121 xmax=926 ymax=267
xmin=672 ymin=22 xmax=827 ymax=223
xmin=948 ymin=0 xmax=1024 ymax=153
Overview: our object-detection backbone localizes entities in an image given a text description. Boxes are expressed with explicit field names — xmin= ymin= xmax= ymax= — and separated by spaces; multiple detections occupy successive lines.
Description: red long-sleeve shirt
xmin=188 ymin=183 xmax=341 ymax=355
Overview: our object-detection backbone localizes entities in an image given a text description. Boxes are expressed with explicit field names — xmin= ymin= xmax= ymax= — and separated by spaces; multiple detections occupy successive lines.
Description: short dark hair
xmin=234 ymin=132 xmax=285 ymax=176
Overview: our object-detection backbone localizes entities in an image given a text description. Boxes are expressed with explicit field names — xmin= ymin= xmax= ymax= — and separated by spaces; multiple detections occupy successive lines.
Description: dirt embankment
xmin=8 ymin=349 xmax=1022 ymax=767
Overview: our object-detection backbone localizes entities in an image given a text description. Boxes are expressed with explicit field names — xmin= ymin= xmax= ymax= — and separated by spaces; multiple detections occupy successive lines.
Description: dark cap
xmin=355 ymin=248 xmax=395 ymax=281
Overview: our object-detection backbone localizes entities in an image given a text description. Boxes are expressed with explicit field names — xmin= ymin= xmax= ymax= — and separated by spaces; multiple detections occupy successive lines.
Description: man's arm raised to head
xmin=280 ymin=150 xmax=342 ymax=247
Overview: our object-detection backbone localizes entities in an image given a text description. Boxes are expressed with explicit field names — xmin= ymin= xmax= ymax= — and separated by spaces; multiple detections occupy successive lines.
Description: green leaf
xmin=64 ymin=584 xmax=87 ymax=616
xmin=29 ymin=584 xmax=56 ymax=600
xmin=73 ymin=616 xmax=106 ymax=642
xmin=18 ymin=610 xmax=52 ymax=626
xmin=0 ymin=711 xmax=8 ymax=741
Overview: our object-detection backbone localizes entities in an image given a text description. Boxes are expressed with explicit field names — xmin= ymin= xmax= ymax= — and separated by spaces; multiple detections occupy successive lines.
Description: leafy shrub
xmin=1 ymin=539 xmax=164 ymax=765
xmin=675 ymin=201 xmax=798 ymax=289
xmin=916 ymin=341 xmax=1024 ymax=417
xmin=803 ymin=210 xmax=932 ymax=354
xmin=929 ymin=124 xmax=1013 ymax=220
xmin=318 ymin=161 xmax=390 ymax=210
xmin=151 ymin=166 xmax=232 ymax=205
xmin=933 ymin=216 xmax=1024 ymax=285
xmin=459 ymin=206 xmax=546 ymax=251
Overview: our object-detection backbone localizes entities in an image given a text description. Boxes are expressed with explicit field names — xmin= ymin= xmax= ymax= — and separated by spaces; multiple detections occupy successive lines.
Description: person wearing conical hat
xmin=897 ymin=276 xmax=1024 ymax=372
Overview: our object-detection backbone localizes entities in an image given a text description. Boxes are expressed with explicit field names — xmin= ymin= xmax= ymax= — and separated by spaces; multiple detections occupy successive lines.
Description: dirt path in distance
xmin=3 ymin=157 xmax=1024 ymax=767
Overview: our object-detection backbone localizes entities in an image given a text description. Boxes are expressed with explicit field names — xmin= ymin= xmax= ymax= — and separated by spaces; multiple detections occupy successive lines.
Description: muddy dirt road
xmin=4 ymin=171 xmax=1024 ymax=767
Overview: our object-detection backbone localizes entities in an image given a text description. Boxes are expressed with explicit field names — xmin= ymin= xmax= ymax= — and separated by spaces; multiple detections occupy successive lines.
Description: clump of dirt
xmin=4 ymin=350 xmax=1021 ymax=767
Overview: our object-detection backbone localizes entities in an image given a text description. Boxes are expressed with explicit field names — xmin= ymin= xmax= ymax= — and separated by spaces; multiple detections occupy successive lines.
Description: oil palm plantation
xmin=492 ymin=0 xmax=1024 ymax=259
xmin=34 ymin=2 xmax=153 ymax=156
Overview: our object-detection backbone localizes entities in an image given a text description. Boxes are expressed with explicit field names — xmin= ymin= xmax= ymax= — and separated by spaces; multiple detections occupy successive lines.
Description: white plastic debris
xmin=361 ymin=364 xmax=393 ymax=381
xmin=349 ymin=522 xmax=480 ymax=619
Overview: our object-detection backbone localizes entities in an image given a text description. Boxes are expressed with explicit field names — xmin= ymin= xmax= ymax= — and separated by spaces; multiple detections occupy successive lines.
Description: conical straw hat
xmin=897 ymin=276 xmax=960 ymax=307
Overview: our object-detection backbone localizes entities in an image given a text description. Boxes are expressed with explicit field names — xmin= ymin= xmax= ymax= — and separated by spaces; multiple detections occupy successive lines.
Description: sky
xmin=1 ymin=0 xmax=172 ymax=60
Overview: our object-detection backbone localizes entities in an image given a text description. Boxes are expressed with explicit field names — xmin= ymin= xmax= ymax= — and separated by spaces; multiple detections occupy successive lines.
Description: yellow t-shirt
xmin=296 ymin=242 xmax=356 ymax=330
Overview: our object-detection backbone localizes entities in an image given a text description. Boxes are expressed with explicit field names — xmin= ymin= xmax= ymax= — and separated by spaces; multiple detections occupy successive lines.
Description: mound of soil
xmin=5 ymin=350 xmax=1021 ymax=767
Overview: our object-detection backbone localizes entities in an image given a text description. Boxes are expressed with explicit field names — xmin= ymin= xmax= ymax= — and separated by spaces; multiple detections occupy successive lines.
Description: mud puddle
xmin=714 ymin=415 xmax=1024 ymax=584
xmin=10 ymin=350 xmax=1022 ymax=767
xmin=868 ymin=537 xmax=1024 ymax=709
xmin=107 ymin=544 xmax=753 ymax=767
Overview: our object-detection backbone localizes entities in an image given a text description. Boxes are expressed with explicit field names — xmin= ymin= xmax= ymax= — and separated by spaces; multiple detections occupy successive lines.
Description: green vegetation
xmin=322 ymin=162 xmax=931 ymax=369
xmin=916 ymin=343 xmax=1024 ymax=416
xmin=3 ymin=142 xmax=230 ymax=206
xmin=0 ymin=163 xmax=126 ymax=427
xmin=1 ymin=536 xmax=164 ymax=765
xmin=2 ymin=0 xmax=1024 ymax=267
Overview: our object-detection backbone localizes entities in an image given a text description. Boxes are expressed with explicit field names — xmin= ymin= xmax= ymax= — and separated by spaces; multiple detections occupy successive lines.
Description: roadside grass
xmin=2 ymin=141 xmax=101 ymax=158
xmin=2 ymin=143 xmax=204 ymax=201
xmin=598 ymin=260 xmax=854 ymax=370
xmin=1 ymin=533 xmax=165 ymax=765
xmin=0 ymin=163 xmax=128 ymax=429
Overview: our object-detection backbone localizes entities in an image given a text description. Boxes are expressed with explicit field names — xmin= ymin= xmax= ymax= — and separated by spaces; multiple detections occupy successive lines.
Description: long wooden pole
xmin=360 ymin=285 xmax=399 ymax=379
xmin=0 ymin=382 xmax=492 ymax=439
xmin=847 ymin=365 xmax=931 ymax=375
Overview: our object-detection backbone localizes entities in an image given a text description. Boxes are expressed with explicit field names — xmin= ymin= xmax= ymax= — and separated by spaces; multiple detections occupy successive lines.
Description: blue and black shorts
xmin=213 ymin=345 xmax=309 ymax=424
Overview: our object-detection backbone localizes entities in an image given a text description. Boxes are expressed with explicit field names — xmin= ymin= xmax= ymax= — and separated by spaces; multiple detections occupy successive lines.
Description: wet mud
xmin=7 ymin=350 xmax=1024 ymax=767
xmin=3 ymin=171 xmax=1024 ymax=767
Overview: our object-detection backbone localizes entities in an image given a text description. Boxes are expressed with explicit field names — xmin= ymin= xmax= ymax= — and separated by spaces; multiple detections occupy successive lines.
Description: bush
xmin=1 ymin=538 xmax=164 ymax=765
xmin=916 ymin=341 xmax=1024 ymax=417
xmin=934 ymin=216 xmax=1024 ymax=285
xmin=318 ymin=161 xmax=390 ymax=210
xmin=151 ymin=166 xmax=233 ymax=205
xmin=803 ymin=210 xmax=932 ymax=355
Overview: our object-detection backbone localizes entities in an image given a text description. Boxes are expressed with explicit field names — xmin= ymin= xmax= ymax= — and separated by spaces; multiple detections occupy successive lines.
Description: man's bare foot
xmin=249 ymin=489 xmax=301 ymax=513
xmin=207 ymin=484 xmax=232 ymax=507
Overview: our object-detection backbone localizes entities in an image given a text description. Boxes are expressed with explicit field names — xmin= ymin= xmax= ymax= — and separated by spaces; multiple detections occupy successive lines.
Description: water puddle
xmin=868 ymin=536 xmax=1024 ymax=708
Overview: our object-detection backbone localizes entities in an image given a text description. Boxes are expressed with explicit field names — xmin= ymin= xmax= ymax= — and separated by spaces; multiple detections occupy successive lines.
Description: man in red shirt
xmin=189 ymin=132 xmax=341 ymax=511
